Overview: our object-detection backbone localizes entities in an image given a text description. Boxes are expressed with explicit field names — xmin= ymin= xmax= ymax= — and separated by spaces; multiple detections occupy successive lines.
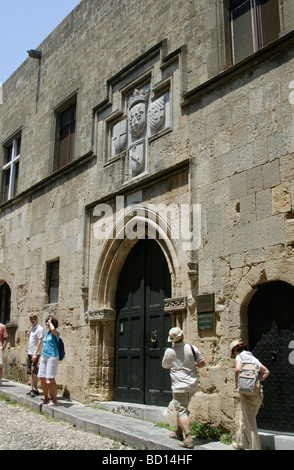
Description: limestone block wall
xmin=186 ymin=47 xmax=294 ymax=428
xmin=0 ymin=0 xmax=294 ymax=425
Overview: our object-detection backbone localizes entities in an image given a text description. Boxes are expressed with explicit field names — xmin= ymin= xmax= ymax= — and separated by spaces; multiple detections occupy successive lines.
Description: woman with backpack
xmin=230 ymin=340 xmax=270 ymax=450
xmin=37 ymin=316 xmax=60 ymax=406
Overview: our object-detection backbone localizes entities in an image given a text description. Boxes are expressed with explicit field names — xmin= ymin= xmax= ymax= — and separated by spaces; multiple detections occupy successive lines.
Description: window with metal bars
xmin=229 ymin=0 xmax=280 ymax=64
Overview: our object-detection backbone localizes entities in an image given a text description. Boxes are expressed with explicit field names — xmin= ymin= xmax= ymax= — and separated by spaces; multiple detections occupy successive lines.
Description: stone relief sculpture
xmin=112 ymin=120 xmax=127 ymax=155
xmin=128 ymin=88 xmax=149 ymax=139
xmin=148 ymin=96 xmax=165 ymax=131
xmin=110 ymin=85 xmax=169 ymax=178
xmin=129 ymin=142 xmax=144 ymax=174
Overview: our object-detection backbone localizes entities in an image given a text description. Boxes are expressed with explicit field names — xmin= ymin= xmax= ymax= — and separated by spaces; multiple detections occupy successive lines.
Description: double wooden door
xmin=114 ymin=239 xmax=172 ymax=405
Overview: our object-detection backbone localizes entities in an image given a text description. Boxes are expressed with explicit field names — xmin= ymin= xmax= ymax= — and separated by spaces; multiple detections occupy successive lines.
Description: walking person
xmin=0 ymin=323 xmax=8 ymax=386
xmin=38 ymin=316 xmax=60 ymax=406
xmin=162 ymin=327 xmax=205 ymax=449
xmin=26 ymin=315 xmax=43 ymax=397
xmin=230 ymin=340 xmax=270 ymax=450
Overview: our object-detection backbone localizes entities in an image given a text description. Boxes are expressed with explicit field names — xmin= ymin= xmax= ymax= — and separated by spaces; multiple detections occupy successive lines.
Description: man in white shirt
xmin=26 ymin=315 xmax=43 ymax=397
xmin=162 ymin=327 xmax=205 ymax=448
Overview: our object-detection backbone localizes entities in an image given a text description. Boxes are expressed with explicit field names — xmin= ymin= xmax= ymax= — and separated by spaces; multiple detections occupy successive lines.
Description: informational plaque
xmin=197 ymin=294 xmax=215 ymax=332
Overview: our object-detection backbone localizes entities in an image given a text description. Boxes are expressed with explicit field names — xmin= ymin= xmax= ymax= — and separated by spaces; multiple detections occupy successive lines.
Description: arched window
xmin=0 ymin=282 xmax=11 ymax=324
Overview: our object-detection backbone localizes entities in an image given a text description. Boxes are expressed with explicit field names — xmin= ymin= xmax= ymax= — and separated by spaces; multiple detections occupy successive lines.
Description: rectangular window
xmin=48 ymin=260 xmax=60 ymax=304
xmin=55 ymin=102 xmax=76 ymax=170
xmin=229 ymin=0 xmax=280 ymax=64
xmin=2 ymin=136 xmax=21 ymax=202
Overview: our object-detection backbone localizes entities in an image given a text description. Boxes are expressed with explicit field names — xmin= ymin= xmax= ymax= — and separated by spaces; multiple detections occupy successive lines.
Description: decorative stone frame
xmin=86 ymin=207 xmax=186 ymax=400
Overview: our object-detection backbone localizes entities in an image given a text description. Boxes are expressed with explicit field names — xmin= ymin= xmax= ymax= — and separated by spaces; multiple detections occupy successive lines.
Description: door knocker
xmin=151 ymin=330 xmax=158 ymax=344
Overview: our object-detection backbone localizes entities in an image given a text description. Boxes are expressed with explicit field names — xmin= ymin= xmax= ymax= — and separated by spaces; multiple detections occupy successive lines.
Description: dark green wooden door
xmin=114 ymin=239 xmax=172 ymax=405
xmin=248 ymin=281 xmax=294 ymax=433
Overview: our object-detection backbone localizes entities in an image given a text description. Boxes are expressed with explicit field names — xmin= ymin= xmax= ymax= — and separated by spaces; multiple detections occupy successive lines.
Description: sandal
xmin=170 ymin=431 xmax=183 ymax=441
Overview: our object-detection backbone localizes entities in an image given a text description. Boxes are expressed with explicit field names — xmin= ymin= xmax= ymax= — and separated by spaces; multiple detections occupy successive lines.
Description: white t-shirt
xmin=236 ymin=351 xmax=261 ymax=371
xmin=28 ymin=324 xmax=44 ymax=355
xmin=162 ymin=342 xmax=204 ymax=393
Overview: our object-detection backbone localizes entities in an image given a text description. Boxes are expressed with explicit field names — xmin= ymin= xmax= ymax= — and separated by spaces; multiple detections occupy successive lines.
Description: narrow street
xmin=0 ymin=398 xmax=133 ymax=451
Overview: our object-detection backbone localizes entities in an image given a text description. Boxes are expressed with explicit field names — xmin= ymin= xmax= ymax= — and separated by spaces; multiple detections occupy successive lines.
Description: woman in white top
xmin=231 ymin=340 xmax=270 ymax=450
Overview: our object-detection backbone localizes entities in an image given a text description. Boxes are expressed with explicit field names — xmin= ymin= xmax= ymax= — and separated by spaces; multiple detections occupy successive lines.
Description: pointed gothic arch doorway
xmin=114 ymin=239 xmax=172 ymax=406
xmin=248 ymin=281 xmax=294 ymax=433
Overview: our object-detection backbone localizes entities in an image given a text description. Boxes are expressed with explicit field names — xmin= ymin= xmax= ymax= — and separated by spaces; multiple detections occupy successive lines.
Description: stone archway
xmin=229 ymin=262 xmax=294 ymax=343
xmin=228 ymin=263 xmax=294 ymax=433
xmin=87 ymin=206 xmax=185 ymax=401
xmin=248 ymin=281 xmax=294 ymax=432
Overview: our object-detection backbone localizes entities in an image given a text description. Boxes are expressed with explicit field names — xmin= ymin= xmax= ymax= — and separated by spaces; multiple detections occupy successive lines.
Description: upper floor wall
xmin=0 ymin=0 xmax=293 ymax=205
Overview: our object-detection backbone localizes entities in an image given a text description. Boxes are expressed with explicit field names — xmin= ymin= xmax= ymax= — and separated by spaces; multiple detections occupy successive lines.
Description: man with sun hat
xmin=162 ymin=327 xmax=205 ymax=448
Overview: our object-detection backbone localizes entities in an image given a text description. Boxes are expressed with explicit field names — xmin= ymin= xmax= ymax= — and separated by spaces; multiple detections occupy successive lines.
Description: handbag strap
xmin=190 ymin=344 xmax=196 ymax=360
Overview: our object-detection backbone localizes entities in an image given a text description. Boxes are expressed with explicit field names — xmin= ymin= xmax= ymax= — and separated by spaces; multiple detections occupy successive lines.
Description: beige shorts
xmin=170 ymin=392 xmax=195 ymax=418
xmin=0 ymin=347 xmax=3 ymax=367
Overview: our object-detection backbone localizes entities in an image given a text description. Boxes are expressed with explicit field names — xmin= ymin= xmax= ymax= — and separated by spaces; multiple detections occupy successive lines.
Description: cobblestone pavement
xmin=0 ymin=399 xmax=133 ymax=450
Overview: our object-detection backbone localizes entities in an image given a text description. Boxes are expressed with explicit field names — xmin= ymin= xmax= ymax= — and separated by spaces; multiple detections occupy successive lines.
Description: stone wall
xmin=1 ymin=0 xmax=294 ymax=429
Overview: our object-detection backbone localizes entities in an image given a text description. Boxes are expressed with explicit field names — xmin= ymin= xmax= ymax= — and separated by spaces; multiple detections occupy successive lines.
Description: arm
xmin=2 ymin=330 xmax=8 ymax=350
xmin=194 ymin=347 xmax=205 ymax=368
xmin=197 ymin=360 xmax=206 ymax=368
xmin=162 ymin=349 xmax=173 ymax=369
xmin=234 ymin=360 xmax=242 ymax=388
xmin=32 ymin=337 xmax=43 ymax=361
xmin=37 ymin=338 xmax=43 ymax=366
xmin=48 ymin=319 xmax=58 ymax=337
xmin=259 ymin=364 xmax=270 ymax=383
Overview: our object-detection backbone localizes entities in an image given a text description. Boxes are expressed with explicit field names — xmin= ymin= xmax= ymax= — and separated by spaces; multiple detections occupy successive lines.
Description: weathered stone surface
xmin=0 ymin=0 xmax=294 ymax=431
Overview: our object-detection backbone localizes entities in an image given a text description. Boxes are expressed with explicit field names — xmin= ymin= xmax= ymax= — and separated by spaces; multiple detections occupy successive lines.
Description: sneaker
xmin=178 ymin=437 xmax=194 ymax=449
xmin=27 ymin=389 xmax=40 ymax=397
xmin=232 ymin=442 xmax=245 ymax=450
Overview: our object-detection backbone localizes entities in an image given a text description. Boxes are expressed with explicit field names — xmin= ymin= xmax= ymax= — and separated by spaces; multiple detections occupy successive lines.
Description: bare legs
xmin=40 ymin=378 xmax=57 ymax=404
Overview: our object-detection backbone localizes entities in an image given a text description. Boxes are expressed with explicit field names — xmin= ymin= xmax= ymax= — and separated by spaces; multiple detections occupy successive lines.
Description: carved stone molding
xmin=85 ymin=309 xmax=116 ymax=323
xmin=164 ymin=296 xmax=187 ymax=312
xmin=188 ymin=262 xmax=198 ymax=282
xmin=81 ymin=286 xmax=89 ymax=299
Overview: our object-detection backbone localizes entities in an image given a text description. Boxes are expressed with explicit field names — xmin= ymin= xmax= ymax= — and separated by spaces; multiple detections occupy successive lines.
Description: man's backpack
xmin=238 ymin=363 xmax=260 ymax=395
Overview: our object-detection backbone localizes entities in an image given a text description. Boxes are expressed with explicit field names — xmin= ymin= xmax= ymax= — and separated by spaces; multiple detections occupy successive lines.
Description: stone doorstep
xmin=259 ymin=432 xmax=294 ymax=451
xmin=93 ymin=401 xmax=170 ymax=425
